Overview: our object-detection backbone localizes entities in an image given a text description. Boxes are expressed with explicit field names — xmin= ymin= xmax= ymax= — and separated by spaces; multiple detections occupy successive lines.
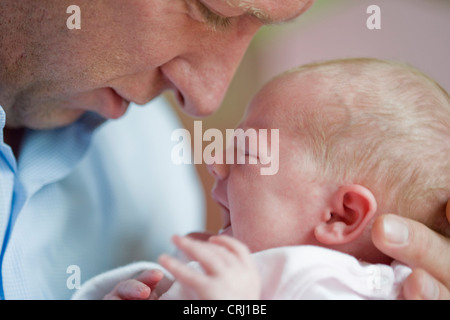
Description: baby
xmin=73 ymin=58 xmax=450 ymax=300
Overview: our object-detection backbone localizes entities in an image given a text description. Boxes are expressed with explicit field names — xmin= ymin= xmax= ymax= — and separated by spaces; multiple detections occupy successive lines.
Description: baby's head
xmin=210 ymin=58 xmax=450 ymax=264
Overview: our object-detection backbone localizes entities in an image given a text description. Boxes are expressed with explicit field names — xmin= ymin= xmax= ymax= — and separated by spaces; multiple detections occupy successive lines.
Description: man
xmin=0 ymin=0 xmax=448 ymax=299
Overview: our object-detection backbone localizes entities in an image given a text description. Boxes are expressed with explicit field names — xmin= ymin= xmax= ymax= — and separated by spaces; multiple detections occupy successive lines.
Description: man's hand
xmin=159 ymin=235 xmax=261 ymax=300
xmin=103 ymin=269 xmax=165 ymax=300
xmin=372 ymin=201 xmax=450 ymax=300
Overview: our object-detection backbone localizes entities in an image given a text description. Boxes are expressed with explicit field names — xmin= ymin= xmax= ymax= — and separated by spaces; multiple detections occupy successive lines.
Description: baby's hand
xmin=159 ymin=235 xmax=261 ymax=300
xmin=103 ymin=269 xmax=164 ymax=300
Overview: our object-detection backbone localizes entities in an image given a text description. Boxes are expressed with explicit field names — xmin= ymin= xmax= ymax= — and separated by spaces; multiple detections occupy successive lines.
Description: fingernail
xmin=383 ymin=215 xmax=409 ymax=245
xmin=422 ymin=274 xmax=439 ymax=300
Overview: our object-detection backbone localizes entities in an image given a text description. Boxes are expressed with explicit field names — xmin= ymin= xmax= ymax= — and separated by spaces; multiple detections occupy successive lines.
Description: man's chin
xmin=11 ymin=109 xmax=87 ymax=131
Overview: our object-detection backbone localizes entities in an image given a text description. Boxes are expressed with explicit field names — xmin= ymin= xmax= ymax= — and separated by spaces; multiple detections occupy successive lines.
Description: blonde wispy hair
xmin=286 ymin=58 xmax=450 ymax=236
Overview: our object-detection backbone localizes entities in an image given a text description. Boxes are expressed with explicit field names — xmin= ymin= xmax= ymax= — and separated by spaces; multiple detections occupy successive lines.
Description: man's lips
xmin=111 ymin=88 xmax=132 ymax=105
xmin=67 ymin=87 xmax=130 ymax=120
xmin=103 ymin=88 xmax=130 ymax=119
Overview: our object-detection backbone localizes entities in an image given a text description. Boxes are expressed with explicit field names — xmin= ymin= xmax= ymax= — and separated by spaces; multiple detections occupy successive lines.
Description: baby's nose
xmin=206 ymin=160 xmax=229 ymax=181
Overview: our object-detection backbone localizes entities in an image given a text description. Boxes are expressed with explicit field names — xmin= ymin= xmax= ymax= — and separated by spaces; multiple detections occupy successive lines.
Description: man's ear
xmin=314 ymin=185 xmax=377 ymax=245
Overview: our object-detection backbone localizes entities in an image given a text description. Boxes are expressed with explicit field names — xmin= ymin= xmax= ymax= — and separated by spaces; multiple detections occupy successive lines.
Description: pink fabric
xmin=161 ymin=246 xmax=411 ymax=300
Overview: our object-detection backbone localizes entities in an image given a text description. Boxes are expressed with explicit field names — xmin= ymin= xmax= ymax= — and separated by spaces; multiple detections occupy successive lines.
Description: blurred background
xmin=165 ymin=0 xmax=450 ymax=233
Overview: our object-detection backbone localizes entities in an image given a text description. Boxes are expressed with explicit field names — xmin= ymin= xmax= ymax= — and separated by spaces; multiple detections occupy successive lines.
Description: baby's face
xmin=210 ymin=73 xmax=328 ymax=253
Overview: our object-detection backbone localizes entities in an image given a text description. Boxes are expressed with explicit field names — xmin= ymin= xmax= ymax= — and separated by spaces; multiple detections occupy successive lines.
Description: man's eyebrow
xmin=236 ymin=2 xmax=301 ymax=25
xmin=242 ymin=6 xmax=275 ymax=24
xmin=228 ymin=0 xmax=276 ymax=24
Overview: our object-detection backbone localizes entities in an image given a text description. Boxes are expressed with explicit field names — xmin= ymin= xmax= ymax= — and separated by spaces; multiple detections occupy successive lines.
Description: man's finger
xmin=403 ymin=269 xmax=450 ymax=300
xmin=372 ymin=214 xmax=450 ymax=287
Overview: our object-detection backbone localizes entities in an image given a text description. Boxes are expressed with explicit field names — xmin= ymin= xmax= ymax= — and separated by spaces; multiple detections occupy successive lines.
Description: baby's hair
xmin=286 ymin=58 xmax=450 ymax=236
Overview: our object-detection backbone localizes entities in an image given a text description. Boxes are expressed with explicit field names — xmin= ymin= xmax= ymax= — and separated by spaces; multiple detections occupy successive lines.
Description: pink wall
xmin=257 ymin=0 xmax=450 ymax=92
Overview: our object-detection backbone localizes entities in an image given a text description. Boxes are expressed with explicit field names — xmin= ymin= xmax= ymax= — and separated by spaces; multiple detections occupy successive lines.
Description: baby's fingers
xmin=172 ymin=235 xmax=232 ymax=274
xmin=103 ymin=279 xmax=150 ymax=300
xmin=134 ymin=269 xmax=165 ymax=290
xmin=158 ymin=254 xmax=206 ymax=289
xmin=209 ymin=235 xmax=252 ymax=263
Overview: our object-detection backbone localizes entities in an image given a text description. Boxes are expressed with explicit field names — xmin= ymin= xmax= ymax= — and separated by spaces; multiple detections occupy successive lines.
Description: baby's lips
xmin=185 ymin=231 xmax=215 ymax=242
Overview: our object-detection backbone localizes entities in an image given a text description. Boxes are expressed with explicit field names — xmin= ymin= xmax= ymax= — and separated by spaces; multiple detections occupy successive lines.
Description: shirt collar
xmin=0 ymin=105 xmax=6 ymax=142
xmin=0 ymin=105 xmax=106 ymax=196
xmin=19 ymin=111 xmax=106 ymax=195
xmin=0 ymin=106 xmax=17 ymax=173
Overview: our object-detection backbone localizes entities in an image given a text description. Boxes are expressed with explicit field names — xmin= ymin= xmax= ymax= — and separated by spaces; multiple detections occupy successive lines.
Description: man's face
xmin=1 ymin=0 xmax=314 ymax=129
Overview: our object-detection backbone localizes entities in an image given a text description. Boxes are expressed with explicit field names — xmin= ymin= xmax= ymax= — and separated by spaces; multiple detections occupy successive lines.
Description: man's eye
xmin=196 ymin=1 xmax=232 ymax=30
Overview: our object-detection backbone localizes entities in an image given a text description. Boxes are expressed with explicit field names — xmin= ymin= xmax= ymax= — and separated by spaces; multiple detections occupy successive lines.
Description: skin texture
xmin=209 ymin=74 xmax=329 ymax=254
xmin=209 ymin=72 xmax=389 ymax=261
xmin=0 ymin=0 xmax=448 ymax=300
xmin=372 ymin=214 xmax=450 ymax=299
xmin=106 ymin=71 xmax=448 ymax=300
xmin=159 ymin=235 xmax=261 ymax=300
xmin=0 ymin=0 xmax=314 ymax=129
xmin=108 ymin=69 xmax=450 ymax=300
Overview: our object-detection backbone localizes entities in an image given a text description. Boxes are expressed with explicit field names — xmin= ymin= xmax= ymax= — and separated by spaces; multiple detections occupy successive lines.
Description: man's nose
xmin=173 ymin=21 xmax=261 ymax=117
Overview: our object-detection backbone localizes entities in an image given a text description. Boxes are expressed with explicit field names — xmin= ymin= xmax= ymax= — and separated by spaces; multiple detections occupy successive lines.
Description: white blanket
xmin=72 ymin=246 xmax=411 ymax=300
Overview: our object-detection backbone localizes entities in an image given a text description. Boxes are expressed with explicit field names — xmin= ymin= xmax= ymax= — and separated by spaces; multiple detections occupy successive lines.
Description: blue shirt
xmin=0 ymin=96 xmax=205 ymax=299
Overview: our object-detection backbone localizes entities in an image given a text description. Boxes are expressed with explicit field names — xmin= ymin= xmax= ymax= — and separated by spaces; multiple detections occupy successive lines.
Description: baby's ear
xmin=314 ymin=185 xmax=377 ymax=245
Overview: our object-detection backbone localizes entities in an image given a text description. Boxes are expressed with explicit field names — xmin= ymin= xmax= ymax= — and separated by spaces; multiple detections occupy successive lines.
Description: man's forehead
xmin=227 ymin=0 xmax=315 ymax=24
